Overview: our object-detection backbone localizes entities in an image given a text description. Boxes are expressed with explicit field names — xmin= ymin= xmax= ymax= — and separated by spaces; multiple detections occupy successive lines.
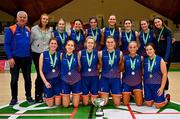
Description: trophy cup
xmin=93 ymin=98 xmax=106 ymax=116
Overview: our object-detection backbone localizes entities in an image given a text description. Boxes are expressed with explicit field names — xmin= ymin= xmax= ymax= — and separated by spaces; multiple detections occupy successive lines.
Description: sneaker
xmin=27 ymin=97 xmax=34 ymax=104
xmin=35 ymin=96 xmax=43 ymax=103
xmin=9 ymin=99 xmax=17 ymax=106
xmin=166 ymin=94 xmax=171 ymax=102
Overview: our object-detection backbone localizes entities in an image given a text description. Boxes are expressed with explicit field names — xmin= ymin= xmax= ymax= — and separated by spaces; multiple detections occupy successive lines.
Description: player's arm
xmin=39 ymin=53 xmax=51 ymax=88
xmin=158 ymin=59 xmax=167 ymax=96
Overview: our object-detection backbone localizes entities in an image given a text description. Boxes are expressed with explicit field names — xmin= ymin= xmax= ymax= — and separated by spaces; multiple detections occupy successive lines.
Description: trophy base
xmin=95 ymin=111 xmax=104 ymax=116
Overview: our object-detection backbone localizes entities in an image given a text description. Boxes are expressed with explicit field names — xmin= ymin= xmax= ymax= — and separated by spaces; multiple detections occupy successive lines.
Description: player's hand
xmin=45 ymin=81 xmax=51 ymax=88
xmin=157 ymin=87 xmax=164 ymax=96
xmin=8 ymin=58 xmax=15 ymax=68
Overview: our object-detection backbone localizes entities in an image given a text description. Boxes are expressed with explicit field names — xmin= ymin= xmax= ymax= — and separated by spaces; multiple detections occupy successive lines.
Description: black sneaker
xmin=35 ymin=96 xmax=43 ymax=103
xmin=27 ymin=97 xmax=34 ymax=104
xmin=166 ymin=94 xmax=171 ymax=102
xmin=9 ymin=99 xmax=17 ymax=106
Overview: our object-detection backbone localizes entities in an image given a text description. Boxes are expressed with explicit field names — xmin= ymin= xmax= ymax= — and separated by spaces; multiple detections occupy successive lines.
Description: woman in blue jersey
xmin=144 ymin=43 xmax=167 ymax=108
xmin=78 ymin=36 xmax=99 ymax=105
xmin=69 ymin=19 xmax=85 ymax=53
xmin=39 ymin=38 xmax=61 ymax=107
xmin=86 ymin=17 xmax=102 ymax=50
xmin=98 ymin=36 xmax=123 ymax=106
xmin=61 ymin=40 xmax=81 ymax=108
xmin=121 ymin=19 xmax=139 ymax=55
xmin=122 ymin=41 xmax=143 ymax=106
xmin=101 ymin=15 xmax=121 ymax=49
xmin=53 ymin=18 xmax=69 ymax=53
xmin=138 ymin=19 xmax=156 ymax=57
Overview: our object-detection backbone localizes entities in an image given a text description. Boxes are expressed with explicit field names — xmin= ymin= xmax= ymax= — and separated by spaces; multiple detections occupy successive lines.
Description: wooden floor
xmin=0 ymin=72 xmax=180 ymax=106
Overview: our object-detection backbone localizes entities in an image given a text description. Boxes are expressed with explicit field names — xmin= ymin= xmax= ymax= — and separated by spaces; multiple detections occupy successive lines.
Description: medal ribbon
xmin=110 ymin=28 xmax=115 ymax=36
xmin=86 ymin=50 xmax=93 ymax=68
xmin=148 ymin=55 xmax=156 ymax=73
xmin=157 ymin=27 xmax=164 ymax=43
xmin=142 ymin=29 xmax=150 ymax=45
xmin=91 ymin=28 xmax=98 ymax=41
xmin=58 ymin=31 xmax=65 ymax=45
xmin=125 ymin=31 xmax=132 ymax=43
xmin=130 ymin=55 xmax=136 ymax=71
xmin=108 ymin=50 xmax=115 ymax=66
xmin=49 ymin=51 xmax=57 ymax=68
xmin=66 ymin=54 xmax=74 ymax=71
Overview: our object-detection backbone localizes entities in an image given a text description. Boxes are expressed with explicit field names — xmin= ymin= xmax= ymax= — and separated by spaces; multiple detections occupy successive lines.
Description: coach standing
xmin=4 ymin=11 xmax=34 ymax=105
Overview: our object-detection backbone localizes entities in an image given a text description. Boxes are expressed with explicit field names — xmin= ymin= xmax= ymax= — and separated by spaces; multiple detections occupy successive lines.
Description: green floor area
xmin=0 ymin=100 xmax=180 ymax=119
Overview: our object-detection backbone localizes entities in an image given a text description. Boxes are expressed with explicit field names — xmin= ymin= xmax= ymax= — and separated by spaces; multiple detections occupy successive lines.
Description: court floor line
xmin=70 ymin=107 xmax=78 ymax=119
xmin=0 ymin=113 xmax=71 ymax=116
xmin=127 ymin=104 xmax=136 ymax=119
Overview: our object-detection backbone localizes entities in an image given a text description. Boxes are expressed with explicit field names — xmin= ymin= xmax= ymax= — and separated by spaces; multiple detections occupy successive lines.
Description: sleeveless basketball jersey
xmin=122 ymin=54 xmax=142 ymax=86
xmin=43 ymin=51 xmax=61 ymax=79
xmin=80 ymin=49 xmax=99 ymax=76
xmin=53 ymin=30 xmax=69 ymax=53
xmin=121 ymin=31 xmax=136 ymax=51
xmin=139 ymin=29 xmax=155 ymax=56
xmin=61 ymin=53 xmax=81 ymax=85
xmin=144 ymin=55 xmax=162 ymax=84
xmin=101 ymin=49 xmax=121 ymax=78
xmin=104 ymin=27 xmax=119 ymax=45
xmin=87 ymin=28 xmax=101 ymax=50
xmin=70 ymin=29 xmax=85 ymax=52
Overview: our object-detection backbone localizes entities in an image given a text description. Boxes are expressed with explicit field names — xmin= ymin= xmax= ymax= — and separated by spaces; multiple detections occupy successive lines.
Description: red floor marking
xmin=127 ymin=104 xmax=136 ymax=119
xmin=135 ymin=112 xmax=180 ymax=114
xmin=70 ymin=107 xmax=78 ymax=119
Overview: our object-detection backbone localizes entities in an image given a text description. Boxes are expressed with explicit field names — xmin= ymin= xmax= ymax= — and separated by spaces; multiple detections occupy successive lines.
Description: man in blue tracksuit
xmin=4 ymin=11 xmax=34 ymax=105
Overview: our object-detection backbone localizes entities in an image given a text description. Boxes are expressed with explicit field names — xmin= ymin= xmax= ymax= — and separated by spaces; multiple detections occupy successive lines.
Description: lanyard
xmin=91 ymin=28 xmax=98 ymax=41
xmin=157 ymin=27 xmax=164 ymax=43
xmin=130 ymin=55 xmax=136 ymax=71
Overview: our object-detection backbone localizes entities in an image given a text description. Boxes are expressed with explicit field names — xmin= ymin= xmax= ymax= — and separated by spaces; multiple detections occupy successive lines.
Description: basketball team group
xmin=4 ymin=11 xmax=174 ymax=109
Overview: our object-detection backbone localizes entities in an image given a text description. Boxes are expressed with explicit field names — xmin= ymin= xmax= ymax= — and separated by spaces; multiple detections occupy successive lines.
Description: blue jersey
xmin=70 ymin=29 xmax=85 ymax=52
xmin=4 ymin=24 xmax=31 ymax=59
xmin=80 ymin=49 xmax=99 ymax=76
xmin=122 ymin=54 xmax=142 ymax=86
xmin=87 ymin=28 xmax=101 ymax=50
xmin=121 ymin=31 xmax=136 ymax=52
xmin=42 ymin=51 xmax=61 ymax=80
xmin=53 ymin=30 xmax=69 ymax=53
xmin=104 ymin=27 xmax=120 ymax=46
xmin=101 ymin=49 xmax=121 ymax=78
xmin=139 ymin=29 xmax=155 ymax=56
xmin=144 ymin=55 xmax=162 ymax=84
xmin=61 ymin=53 xmax=81 ymax=85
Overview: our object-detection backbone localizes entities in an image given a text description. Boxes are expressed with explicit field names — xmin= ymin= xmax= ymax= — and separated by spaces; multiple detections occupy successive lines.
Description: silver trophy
xmin=93 ymin=98 xmax=106 ymax=116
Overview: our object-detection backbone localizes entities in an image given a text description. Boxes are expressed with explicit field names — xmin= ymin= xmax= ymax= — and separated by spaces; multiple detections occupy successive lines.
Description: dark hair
xmin=89 ymin=16 xmax=98 ymax=23
xmin=106 ymin=36 xmax=116 ymax=48
xmin=38 ymin=13 xmax=50 ymax=29
xmin=139 ymin=19 xmax=149 ymax=31
xmin=124 ymin=19 xmax=132 ymax=24
xmin=108 ymin=15 xmax=119 ymax=32
xmin=145 ymin=43 xmax=156 ymax=51
xmin=73 ymin=18 xmax=84 ymax=35
xmin=153 ymin=16 xmax=167 ymax=28
xmin=84 ymin=36 xmax=96 ymax=48
xmin=48 ymin=38 xmax=59 ymax=50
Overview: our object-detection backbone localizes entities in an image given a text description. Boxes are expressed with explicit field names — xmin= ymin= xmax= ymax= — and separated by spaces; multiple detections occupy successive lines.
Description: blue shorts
xmin=99 ymin=77 xmax=122 ymax=94
xmin=144 ymin=84 xmax=165 ymax=103
xmin=81 ymin=76 xmax=99 ymax=95
xmin=61 ymin=80 xmax=82 ymax=94
xmin=122 ymin=83 xmax=142 ymax=93
xmin=44 ymin=77 xmax=61 ymax=98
